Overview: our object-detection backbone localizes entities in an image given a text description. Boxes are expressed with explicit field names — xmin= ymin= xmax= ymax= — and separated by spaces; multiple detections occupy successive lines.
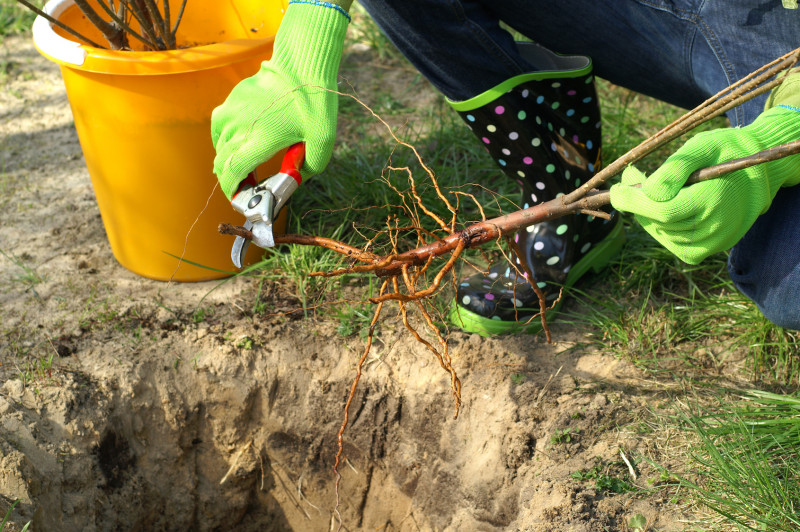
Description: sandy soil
xmin=0 ymin=34 xmax=696 ymax=531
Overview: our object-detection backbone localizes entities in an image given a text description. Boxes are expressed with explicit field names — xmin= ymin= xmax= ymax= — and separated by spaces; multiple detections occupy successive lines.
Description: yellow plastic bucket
xmin=33 ymin=0 xmax=288 ymax=281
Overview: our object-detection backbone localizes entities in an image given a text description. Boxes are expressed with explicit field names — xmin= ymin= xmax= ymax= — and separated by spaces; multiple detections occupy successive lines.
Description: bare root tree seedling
xmin=17 ymin=0 xmax=188 ymax=50
xmin=219 ymin=48 xmax=800 ymax=524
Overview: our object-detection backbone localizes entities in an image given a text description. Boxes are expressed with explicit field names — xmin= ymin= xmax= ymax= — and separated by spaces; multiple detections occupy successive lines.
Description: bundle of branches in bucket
xmin=219 ymin=46 xmax=800 ymax=506
xmin=17 ymin=0 xmax=185 ymax=50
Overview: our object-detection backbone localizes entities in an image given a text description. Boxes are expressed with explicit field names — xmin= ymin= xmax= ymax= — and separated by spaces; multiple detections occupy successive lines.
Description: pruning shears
xmin=230 ymin=143 xmax=305 ymax=268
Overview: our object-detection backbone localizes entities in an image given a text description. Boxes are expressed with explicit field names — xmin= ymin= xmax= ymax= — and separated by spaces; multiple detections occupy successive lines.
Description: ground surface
xmin=0 ymin=34 xmax=704 ymax=531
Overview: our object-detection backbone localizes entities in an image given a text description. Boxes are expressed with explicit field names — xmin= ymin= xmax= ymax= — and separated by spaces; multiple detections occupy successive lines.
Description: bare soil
xmin=1 ymin=34 xmax=697 ymax=531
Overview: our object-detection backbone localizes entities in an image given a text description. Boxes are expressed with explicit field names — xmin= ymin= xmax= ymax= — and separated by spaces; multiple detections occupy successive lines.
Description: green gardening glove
xmin=211 ymin=1 xmax=350 ymax=199
xmin=610 ymin=105 xmax=800 ymax=264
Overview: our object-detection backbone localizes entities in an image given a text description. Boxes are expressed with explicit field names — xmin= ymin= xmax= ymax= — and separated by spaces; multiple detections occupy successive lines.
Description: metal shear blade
xmin=231 ymin=220 xmax=254 ymax=269
xmin=231 ymin=219 xmax=276 ymax=269
xmin=251 ymin=220 xmax=276 ymax=249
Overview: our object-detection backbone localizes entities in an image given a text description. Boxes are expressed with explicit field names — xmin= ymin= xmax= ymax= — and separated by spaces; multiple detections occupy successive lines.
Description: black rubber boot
xmin=448 ymin=42 xmax=624 ymax=336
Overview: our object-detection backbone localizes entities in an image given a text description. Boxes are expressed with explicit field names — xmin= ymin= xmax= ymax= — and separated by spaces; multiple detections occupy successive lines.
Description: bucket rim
xmin=32 ymin=0 xmax=280 ymax=75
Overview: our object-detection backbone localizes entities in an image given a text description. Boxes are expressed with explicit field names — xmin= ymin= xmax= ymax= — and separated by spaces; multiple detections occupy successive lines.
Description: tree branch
xmin=170 ymin=0 xmax=188 ymax=35
xmin=92 ymin=0 xmax=160 ymax=50
xmin=15 ymin=0 xmax=105 ymax=48
xmin=686 ymin=138 xmax=800 ymax=184
xmin=73 ymin=0 xmax=128 ymax=50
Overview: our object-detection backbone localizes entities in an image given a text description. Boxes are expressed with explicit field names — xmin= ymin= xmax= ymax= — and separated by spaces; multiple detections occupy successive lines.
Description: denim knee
xmin=729 ymin=258 xmax=800 ymax=330
xmin=727 ymin=186 xmax=800 ymax=331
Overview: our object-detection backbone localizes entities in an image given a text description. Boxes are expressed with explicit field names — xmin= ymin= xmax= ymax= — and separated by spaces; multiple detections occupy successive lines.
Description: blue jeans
xmin=358 ymin=0 xmax=800 ymax=329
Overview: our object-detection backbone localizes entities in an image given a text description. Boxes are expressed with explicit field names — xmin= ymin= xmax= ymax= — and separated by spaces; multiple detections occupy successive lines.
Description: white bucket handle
xmin=32 ymin=0 xmax=88 ymax=66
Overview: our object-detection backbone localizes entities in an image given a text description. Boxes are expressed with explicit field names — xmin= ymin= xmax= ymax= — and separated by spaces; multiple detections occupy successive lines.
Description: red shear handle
xmin=281 ymin=142 xmax=305 ymax=185
xmin=232 ymin=143 xmax=305 ymax=200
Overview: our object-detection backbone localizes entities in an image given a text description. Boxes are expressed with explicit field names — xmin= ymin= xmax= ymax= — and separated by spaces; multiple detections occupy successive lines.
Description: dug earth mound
xmin=0 ymin=312 xmax=688 ymax=531
xmin=1 ymin=35 xmax=690 ymax=531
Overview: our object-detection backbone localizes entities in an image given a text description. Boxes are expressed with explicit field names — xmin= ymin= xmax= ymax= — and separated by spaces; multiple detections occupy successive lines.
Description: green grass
xmin=564 ymin=224 xmax=800 ymax=386
xmin=0 ymin=0 xmax=38 ymax=38
xmin=0 ymin=248 xmax=45 ymax=299
xmin=571 ymin=458 xmax=639 ymax=495
xmin=1 ymin=499 xmax=30 ymax=532
xmin=17 ymin=352 xmax=54 ymax=386
xmin=672 ymin=391 xmax=800 ymax=531
xmin=550 ymin=427 xmax=578 ymax=445
xmin=332 ymin=299 xmax=375 ymax=339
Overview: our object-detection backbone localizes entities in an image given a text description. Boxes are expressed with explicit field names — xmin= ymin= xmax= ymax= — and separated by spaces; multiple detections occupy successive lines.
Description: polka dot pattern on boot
xmin=450 ymin=72 xmax=617 ymax=325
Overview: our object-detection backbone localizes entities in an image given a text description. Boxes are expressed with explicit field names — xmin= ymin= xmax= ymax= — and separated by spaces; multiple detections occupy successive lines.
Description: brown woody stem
xmin=93 ymin=0 xmax=159 ymax=49
xmin=73 ymin=0 xmax=128 ymax=49
xmin=15 ymin=0 xmax=105 ymax=48
xmin=686 ymin=138 xmax=800 ymax=184
xmin=171 ymin=0 xmax=188 ymax=34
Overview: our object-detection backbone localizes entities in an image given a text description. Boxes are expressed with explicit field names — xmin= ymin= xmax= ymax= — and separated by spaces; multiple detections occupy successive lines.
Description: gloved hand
xmin=610 ymin=105 xmax=800 ymax=264
xmin=211 ymin=1 xmax=350 ymax=200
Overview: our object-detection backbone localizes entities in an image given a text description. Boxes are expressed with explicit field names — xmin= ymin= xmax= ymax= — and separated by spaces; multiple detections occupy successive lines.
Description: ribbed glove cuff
xmin=272 ymin=1 xmax=350 ymax=86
